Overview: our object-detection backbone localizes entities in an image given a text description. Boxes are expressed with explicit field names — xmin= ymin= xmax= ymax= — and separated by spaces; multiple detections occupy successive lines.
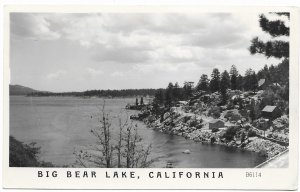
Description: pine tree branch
xmin=259 ymin=14 xmax=289 ymax=37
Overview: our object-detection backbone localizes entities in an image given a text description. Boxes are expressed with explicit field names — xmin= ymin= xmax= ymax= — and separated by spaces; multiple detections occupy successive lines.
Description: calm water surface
xmin=10 ymin=96 xmax=266 ymax=168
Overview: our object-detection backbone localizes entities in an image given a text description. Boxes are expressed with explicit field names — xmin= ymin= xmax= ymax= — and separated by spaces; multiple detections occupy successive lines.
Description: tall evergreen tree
xmin=140 ymin=97 xmax=144 ymax=105
xmin=244 ymin=69 xmax=253 ymax=91
xmin=236 ymin=75 xmax=244 ymax=90
xmin=251 ymin=72 xmax=258 ymax=91
xmin=183 ymin=81 xmax=194 ymax=98
xmin=165 ymin=82 xmax=174 ymax=107
xmin=173 ymin=82 xmax=181 ymax=101
xmin=196 ymin=74 xmax=209 ymax=91
xmin=249 ymin=12 xmax=289 ymax=101
xmin=210 ymin=68 xmax=221 ymax=93
xmin=229 ymin=65 xmax=239 ymax=90
xmin=220 ymin=70 xmax=231 ymax=103
xmin=135 ymin=98 xmax=139 ymax=106
xmin=257 ymin=64 xmax=271 ymax=81
xmin=153 ymin=89 xmax=165 ymax=105
xmin=244 ymin=69 xmax=258 ymax=91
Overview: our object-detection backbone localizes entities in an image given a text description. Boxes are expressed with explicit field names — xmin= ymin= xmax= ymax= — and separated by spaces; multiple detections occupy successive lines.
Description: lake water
xmin=10 ymin=96 xmax=266 ymax=168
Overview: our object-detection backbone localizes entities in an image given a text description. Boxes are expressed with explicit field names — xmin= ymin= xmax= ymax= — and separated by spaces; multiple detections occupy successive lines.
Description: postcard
xmin=2 ymin=5 xmax=299 ymax=190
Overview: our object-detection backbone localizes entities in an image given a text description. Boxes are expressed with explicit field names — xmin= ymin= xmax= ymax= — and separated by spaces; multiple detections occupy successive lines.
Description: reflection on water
xmin=10 ymin=96 xmax=266 ymax=168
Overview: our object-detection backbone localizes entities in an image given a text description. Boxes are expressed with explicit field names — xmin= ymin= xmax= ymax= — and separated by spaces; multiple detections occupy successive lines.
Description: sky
xmin=10 ymin=12 xmax=287 ymax=92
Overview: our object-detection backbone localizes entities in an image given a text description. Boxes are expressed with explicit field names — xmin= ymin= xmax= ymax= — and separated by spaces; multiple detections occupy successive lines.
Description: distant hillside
xmin=9 ymin=84 xmax=39 ymax=95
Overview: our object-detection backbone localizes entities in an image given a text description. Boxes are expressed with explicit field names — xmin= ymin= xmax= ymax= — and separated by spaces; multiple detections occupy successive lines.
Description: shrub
xmin=208 ymin=107 xmax=221 ymax=118
xmin=224 ymin=110 xmax=242 ymax=121
xmin=182 ymin=116 xmax=191 ymax=123
xmin=210 ymin=137 xmax=216 ymax=144
xmin=258 ymin=149 xmax=268 ymax=157
xmin=227 ymin=102 xmax=235 ymax=110
xmin=196 ymin=124 xmax=203 ymax=129
xmin=223 ymin=126 xmax=238 ymax=141
xmin=189 ymin=118 xmax=198 ymax=127
xmin=247 ymin=129 xmax=257 ymax=137
xmin=199 ymin=118 xmax=203 ymax=123
xmin=211 ymin=127 xmax=219 ymax=133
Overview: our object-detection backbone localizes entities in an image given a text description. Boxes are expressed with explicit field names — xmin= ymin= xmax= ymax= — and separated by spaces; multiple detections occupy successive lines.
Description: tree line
xmin=153 ymin=12 xmax=289 ymax=108
xmin=27 ymin=89 xmax=159 ymax=98
xmin=153 ymin=59 xmax=288 ymax=106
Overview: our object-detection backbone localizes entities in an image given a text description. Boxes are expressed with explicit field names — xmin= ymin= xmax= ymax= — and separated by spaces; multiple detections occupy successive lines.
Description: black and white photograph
xmin=8 ymin=11 xmax=291 ymax=169
xmin=3 ymin=5 xmax=299 ymax=190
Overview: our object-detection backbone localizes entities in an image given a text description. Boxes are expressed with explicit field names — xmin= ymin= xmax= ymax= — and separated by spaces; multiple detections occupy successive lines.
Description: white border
xmin=2 ymin=4 xmax=299 ymax=190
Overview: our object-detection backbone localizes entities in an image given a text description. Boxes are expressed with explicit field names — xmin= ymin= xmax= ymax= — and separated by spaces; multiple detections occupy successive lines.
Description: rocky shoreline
xmin=148 ymin=121 xmax=285 ymax=160
xmin=132 ymin=103 xmax=287 ymax=160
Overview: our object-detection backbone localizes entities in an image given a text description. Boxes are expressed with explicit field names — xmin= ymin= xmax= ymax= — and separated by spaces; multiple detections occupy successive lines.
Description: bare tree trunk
xmin=75 ymin=102 xmax=152 ymax=168
xmin=101 ymin=104 xmax=111 ymax=168
xmin=131 ymin=127 xmax=138 ymax=168
xmin=126 ymin=126 xmax=131 ymax=168
xmin=117 ymin=119 xmax=123 ymax=168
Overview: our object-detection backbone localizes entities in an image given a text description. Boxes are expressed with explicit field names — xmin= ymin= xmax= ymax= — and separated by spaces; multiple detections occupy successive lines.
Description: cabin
xmin=261 ymin=105 xmax=281 ymax=120
xmin=209 ymin=119 xmax=225 ymax=129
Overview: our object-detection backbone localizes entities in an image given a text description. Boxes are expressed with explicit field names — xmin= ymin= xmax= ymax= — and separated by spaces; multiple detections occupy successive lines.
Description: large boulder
xmin=163 ymin=112 xmax=171 ymax=120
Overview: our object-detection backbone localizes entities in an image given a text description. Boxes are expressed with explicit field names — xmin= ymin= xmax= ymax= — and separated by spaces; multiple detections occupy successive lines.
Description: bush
xmin=247 ymin=129 xmax=257 ymax=137
xmin=208 ymin=107 xmax=221 ymax=118
xmin=189 ymin=118 xmax=198 ymax=127
xmin=210 ymin=137 xmax=216 ymax=144
xmin=227 ymin=102 xmax=235 ymax=110
xmin=211 ymin=127 xmax=219 ymax=133
xmin=196 ymin=124 xmax=203 ymax=129
xmin=198 ymin=118 xmax=203 ymax=124
xmin=224 ymin=110 xmax=242 ymax=121
xmin=258 ymin=149 xmax=268 ymax=157
xmin=259 ymin=89 xmax=278 ymax=110
xmin=222 ymin=126 xmax=238 ymax=141
xmin=182 ymin=116 xmax=191 ymax=123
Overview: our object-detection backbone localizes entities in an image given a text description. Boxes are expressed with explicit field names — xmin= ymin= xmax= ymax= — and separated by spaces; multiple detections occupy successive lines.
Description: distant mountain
xmin=9 ymin=84 xmax=39 ymax=95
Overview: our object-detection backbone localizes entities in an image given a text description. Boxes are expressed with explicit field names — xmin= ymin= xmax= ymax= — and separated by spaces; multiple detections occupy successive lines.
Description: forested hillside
xmin=9 ymin=84 xmax=39 ymax=95
xmin=131 ymin=13 xmax=290 ymax=160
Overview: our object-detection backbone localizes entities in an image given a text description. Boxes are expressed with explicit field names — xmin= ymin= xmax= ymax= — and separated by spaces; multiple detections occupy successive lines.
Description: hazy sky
xmin=10 ymin=12 xmax=286 ymax=92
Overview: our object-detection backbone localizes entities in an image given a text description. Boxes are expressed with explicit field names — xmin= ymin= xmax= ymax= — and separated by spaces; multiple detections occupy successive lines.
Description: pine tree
xmin=196 ymin=74 xmax=209 ymax=91
xmin=173 ymin=82 xmax=181 ymax=101
xmin=244 ymin=69 xmax=257 ymax=91
xmin=249 ymin=13 xmax=289 ymax=59
xmin=136 ymin=98 xmax=139 ymax=106
xmin=140 ymin=97 xmax=144 ymax=105
xmin=251 ymin=72 xmax=258 ymax=91
xmin=249 ymin=12 xmax=289 ymax=103
xmin=220 ymin=70 xmax=231 ymax=103
xmin=244 ymin=69 xmax=253 ymax=91
xmin=229 ymin=65 xmax=239 ymax=90
xmin=210 ymin=68 xmax=221 ymax=93
xmin=153 ymin=89 xmax=165 ymax=105
xmin=165 ymin=82 xmax=174 ymax=107
xmin=183 ymin=81 xmax=194 ymax=98
xmin=236 ymin=75 xmax=244 ymax=90
xmin=257 ymin=65 xmax=271 ymax=81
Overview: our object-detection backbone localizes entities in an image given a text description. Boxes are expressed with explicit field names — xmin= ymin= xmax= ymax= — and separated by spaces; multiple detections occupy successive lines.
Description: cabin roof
xmin=262 ymin=105 xmax=277 ymax=113
xmin=258 ymin=79 xmax=266 ymax=87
